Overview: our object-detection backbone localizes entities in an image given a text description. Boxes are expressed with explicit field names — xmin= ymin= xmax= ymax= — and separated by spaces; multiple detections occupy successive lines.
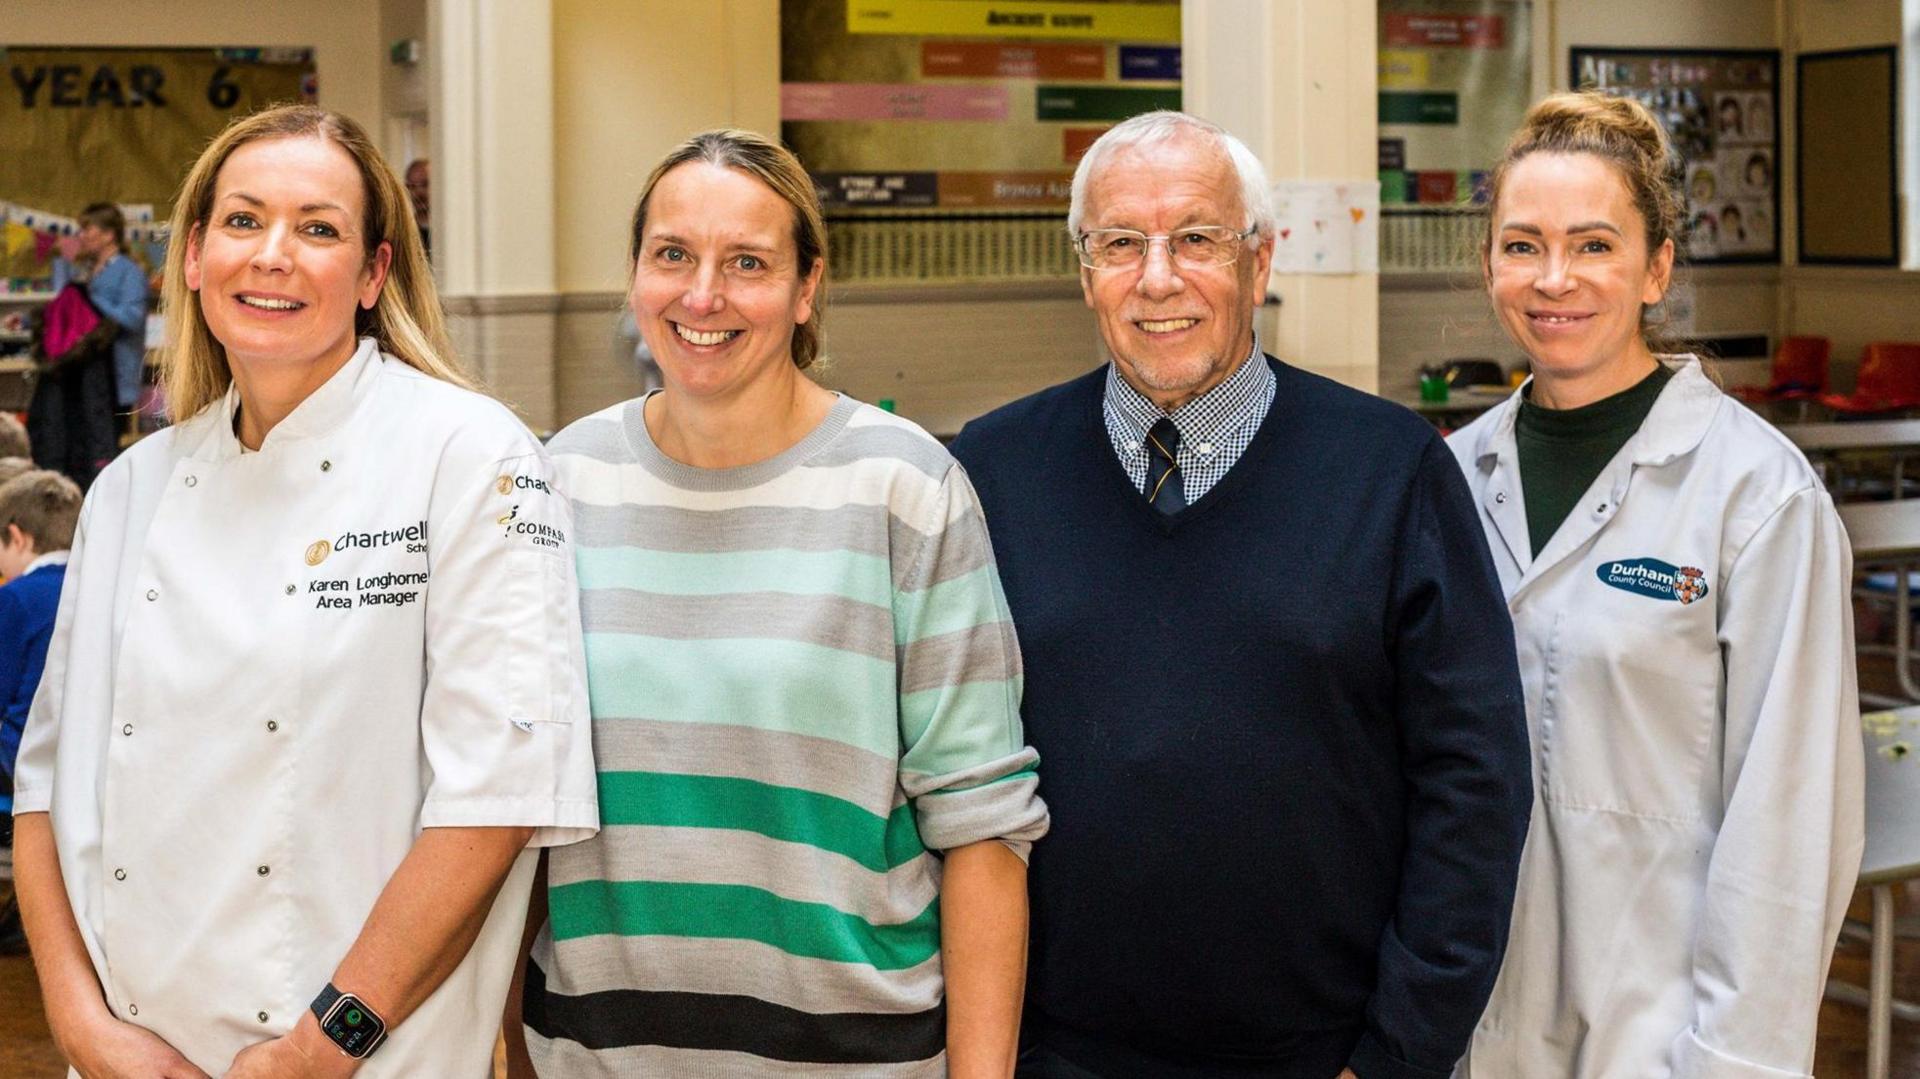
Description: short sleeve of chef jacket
xmin=419 ymin=414 xmax=597 ymax=847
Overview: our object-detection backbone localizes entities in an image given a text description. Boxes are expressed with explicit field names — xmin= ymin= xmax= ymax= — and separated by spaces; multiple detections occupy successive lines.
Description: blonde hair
xmin=628 ymin=130 xmax=828 ymax=371
xmin=1482 ymin=91 xmax=1686 ymax=347
xmin=160 ymin=105 xmax=470 ymax=420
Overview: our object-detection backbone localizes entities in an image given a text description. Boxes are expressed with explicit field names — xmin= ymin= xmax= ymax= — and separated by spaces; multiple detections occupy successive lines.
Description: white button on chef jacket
xmin=13 ymin=339 xmax=599 ymax=1077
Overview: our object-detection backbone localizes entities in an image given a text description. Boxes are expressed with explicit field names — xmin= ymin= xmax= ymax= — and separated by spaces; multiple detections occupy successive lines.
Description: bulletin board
xmin=780 ymin=0 xmax=1181 ymax=214
xmin=1571 ymin=47 xmax=1780 ymax=265
xmin=1376 ymin=0 xmax=1533 ymax=209
xmin=1797 ymin=46 xmax=1897 ymax=265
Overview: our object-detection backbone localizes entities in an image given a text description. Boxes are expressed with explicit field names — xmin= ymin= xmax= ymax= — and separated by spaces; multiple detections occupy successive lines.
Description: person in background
xmin=513 ymin=129 xmax=1047 ymax=1079
xmin=0 ymin=412 xmax=30 ymax=461
xmin=949 ymin=110 xmax=1531 ymax=1079
xmin=11 ymin=104 xmax=598 ymax=1078
xmin=0 ymin=457 xmax=36 ymax=497
xmin=405 ymin=158 xmax=431 ymax=258
xmin=0 ymin=469 xmax=78 ymax=958
xmin=0 ymin=470 xmax=78 ymax=818
xmin=1448 ymin=91 xmax=1860 ymax=1078
xmin=36 ymin=203 xmax=146 ymax=487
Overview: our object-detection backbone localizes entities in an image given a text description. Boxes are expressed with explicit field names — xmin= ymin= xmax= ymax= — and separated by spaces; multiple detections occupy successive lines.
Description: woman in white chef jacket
xmin=10 ymin=105 xmax=597 ymax=1078
xmin=1449 ymin=92 xmax=1861 ymax=1078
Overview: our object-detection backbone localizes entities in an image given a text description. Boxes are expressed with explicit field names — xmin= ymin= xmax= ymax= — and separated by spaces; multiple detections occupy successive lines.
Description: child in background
xmin=0 ymin=470 xmax=81 ymax=955
xmin=0 ymin=414 xmax=29 ymax=461
xmin=0 ymin=458 xmax=34 ymax=496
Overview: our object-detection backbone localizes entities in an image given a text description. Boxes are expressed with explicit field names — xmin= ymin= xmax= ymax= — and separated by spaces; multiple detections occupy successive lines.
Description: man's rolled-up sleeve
xmin=1350 ymin=434 xmax=1532 ymax=1079
xmin=418 ymin=418 xmax=598 ymax=847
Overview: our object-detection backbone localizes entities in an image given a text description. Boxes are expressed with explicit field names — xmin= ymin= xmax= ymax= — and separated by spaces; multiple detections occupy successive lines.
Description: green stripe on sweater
xmin=597 ymin=771 xmax=926 ymax=872
xmin=547 ymin=879 xmax=941 ymax=970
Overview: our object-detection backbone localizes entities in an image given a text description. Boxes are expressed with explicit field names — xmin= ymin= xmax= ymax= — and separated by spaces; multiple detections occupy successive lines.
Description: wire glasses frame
xmin=1074 ymin=225 xmax=1259 ymax=271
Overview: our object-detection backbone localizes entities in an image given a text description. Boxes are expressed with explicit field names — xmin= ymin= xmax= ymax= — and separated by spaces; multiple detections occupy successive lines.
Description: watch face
xmin=321 ymin=995 xmax=387 ymax=1058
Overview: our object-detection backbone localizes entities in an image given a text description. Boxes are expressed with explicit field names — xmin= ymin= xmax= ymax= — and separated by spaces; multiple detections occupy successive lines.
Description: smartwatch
xmin=310 ymin=983 xmax=389 ymax=1059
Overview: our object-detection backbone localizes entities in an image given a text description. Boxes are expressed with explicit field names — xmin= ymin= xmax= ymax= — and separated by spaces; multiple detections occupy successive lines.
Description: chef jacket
xmin=1448 ymin=358 xmax=1863 ymax=1078
xmin=12 ymin=338 xmax=598 ymax=1077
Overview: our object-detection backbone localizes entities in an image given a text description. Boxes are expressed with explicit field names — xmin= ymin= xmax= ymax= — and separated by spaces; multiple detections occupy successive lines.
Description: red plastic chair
xmin=1731 ymin=335 xmax=1831 ymax=404
xmin=1821 ymin=342 xmax=1920 ymax=416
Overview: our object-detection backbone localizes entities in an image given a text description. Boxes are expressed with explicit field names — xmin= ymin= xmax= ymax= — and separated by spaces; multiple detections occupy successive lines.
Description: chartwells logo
xmin=1595 ymin=557 xmax=1710 ymax=605
xmin=305 ymin=520 xmax=430 ymax=565
xmin=495 ymin=473 xmax=553 ymax=496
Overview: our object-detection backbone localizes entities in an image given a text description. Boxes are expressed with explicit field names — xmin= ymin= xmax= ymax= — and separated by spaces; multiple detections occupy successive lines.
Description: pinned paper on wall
xmin=1270 ymin=180 xmax=1381 ymax=275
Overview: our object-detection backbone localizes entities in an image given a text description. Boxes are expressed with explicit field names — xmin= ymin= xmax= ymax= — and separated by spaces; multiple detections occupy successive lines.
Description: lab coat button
xmin=1196 ymin=442 xmax=1214 ymax=454
xmin=1494 ymin=491 xmax=1508 ymax=504
xmin=121 ymin=724 xmax=132 ymax=736
xmin=113 ymin=868 xmax=126 ymax=881
xmin=320 ymin=460 xmax=333 ymax=472
xmin=145 ymin=589 xmax=158 ymax=602
xmin=184 ymin=475 xmax=197 ymax=488
xmin=127 ymin=1004 xmax=137 ymax=1016
xmin=266 ymin=720 xmax=278 ymax=732
xmin=258 ymin=1012 xmax=270 ymax=1023
xmin=284 ymin=584 xmax=295 ymax=595
xmin=257 ymin=865 xmax=270 ymax=876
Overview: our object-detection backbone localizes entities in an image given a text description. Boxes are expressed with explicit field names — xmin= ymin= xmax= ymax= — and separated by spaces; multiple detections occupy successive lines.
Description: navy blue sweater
xmin=951 ymin=359 xmax=1530 ymax=1079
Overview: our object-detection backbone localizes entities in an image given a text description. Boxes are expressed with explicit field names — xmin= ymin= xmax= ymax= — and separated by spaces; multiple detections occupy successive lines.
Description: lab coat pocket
xmin=1538 ymin=608 xmax=1719 ymax=822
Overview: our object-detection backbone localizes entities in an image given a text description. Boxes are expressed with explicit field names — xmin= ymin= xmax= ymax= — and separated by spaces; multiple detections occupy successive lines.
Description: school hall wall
xmin=0 ymin=0 xmax=385 ymax=140
xmin=546 ymin=0 xmax=1100 ymax=434
xmin=1779 ymin=0 xmax=1907 ymax=385
xmin=1378 ymin=0 xmax=1784 ymax=404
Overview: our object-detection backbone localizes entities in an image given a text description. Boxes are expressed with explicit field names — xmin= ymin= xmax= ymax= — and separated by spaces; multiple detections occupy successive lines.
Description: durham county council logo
xmin=1595 ymin=558 xmax=1710 ymax=605
xmin=305 ymin=539 xmax=332 ymax=566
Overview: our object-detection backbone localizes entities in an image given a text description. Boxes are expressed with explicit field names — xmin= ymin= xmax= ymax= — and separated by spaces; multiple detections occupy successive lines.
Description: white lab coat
xmin=12 ymin=339 xmax=598 ymax=1077
xmin=1448 ymin=359 xmax=1863 ymax=1079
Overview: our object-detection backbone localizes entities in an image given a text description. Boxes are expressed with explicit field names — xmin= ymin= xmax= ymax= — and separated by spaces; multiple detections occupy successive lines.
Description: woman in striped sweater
xmin=507 ymin=129 xmax=1049 ymax=1079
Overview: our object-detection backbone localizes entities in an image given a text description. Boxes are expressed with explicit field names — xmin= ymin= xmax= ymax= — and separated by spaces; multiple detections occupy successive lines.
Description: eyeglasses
xmin=1074 ymin=225 xmax=1258 ymax=271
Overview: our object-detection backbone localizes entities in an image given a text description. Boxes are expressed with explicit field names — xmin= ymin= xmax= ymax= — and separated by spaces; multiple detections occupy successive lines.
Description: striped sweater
xmin=528 ymin=393 xmax=1049 ymax=1077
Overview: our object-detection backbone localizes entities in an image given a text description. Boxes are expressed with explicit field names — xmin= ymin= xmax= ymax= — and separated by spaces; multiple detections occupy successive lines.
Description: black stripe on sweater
xmin=523 ymin=960 xmax=946 ymax=1064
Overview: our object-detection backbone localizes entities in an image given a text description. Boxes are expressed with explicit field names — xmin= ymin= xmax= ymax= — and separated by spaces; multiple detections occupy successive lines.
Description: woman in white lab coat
xmin=1449 ymin=92 xmax=1862 ymax=1078
xmin=11 ymin=105 xmax=597 ymax=1079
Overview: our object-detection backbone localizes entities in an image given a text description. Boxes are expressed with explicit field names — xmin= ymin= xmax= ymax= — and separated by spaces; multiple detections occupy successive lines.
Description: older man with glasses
xmin=949 ymin=111 xmax=1532 ymax=1079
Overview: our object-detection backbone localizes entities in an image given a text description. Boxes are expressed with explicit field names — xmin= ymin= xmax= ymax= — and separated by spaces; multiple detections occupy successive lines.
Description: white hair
xmin=1066 ymin=110 xmax=1275 ymax=237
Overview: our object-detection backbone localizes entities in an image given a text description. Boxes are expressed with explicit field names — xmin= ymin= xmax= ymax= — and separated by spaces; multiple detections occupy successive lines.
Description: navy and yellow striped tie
xmin=1145 ymin=417 xmax=1185 ymax=514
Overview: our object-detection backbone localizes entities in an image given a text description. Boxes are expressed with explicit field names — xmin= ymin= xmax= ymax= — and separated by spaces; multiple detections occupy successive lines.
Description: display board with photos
xmin=1571 ymin=47 xmax=1780 ymax=264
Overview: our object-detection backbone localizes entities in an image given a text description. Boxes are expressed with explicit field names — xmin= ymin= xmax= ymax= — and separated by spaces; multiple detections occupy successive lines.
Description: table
xmin=1844 ymin=501 xmax=1920 ymax=702
xmin=1827 ymin=706 xmax=1920 ymax=1079
xmin=1781 ymin=419 xmax=1920 ymax=499
xmin=1406 ymin=388 xmax=1506 ymax=429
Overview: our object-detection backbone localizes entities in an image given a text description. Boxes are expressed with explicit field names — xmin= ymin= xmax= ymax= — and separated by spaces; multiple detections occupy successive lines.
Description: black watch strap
xmin=309 ymin=982 xmax=343 ymax=1023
